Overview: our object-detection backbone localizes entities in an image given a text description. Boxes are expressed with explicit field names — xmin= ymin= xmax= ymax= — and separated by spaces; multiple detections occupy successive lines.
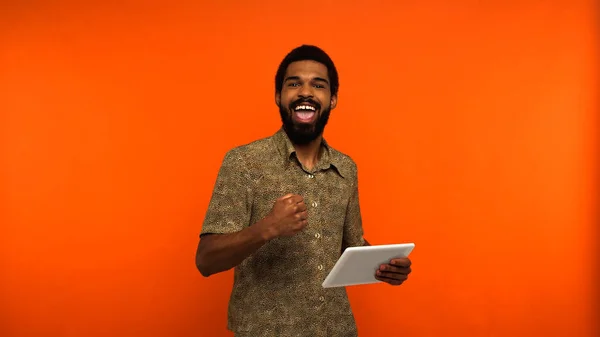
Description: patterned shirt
xmin=201 ymin=127 xmax=366 ymax=336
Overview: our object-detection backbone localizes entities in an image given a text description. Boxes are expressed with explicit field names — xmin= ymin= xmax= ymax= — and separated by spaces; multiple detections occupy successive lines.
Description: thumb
xmin=278 ymin=193 xmax=295 ymax=201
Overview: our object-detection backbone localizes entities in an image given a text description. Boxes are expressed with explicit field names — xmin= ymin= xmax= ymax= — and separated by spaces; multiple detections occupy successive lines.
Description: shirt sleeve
xmin=200 ymin=149 xmax=253 ymax=236
xmin=342 ymin=168 xmax=366 ymax=247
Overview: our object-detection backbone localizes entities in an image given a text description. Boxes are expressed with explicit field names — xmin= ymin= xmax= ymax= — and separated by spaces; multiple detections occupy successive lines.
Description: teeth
xmin=295 ymin=105 xmax=316 ymax=111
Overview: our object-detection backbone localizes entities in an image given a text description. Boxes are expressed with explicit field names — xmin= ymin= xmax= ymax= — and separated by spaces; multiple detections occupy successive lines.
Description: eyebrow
xmin=284 ymin=76 xmax=330 ymax=84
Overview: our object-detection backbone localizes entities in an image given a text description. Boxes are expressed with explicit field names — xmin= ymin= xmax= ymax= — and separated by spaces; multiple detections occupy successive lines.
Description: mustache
xmin=290 ymin=98 xmax=321 ymax=110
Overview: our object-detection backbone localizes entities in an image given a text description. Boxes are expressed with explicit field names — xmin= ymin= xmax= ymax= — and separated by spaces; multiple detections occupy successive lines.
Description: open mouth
xmin=292 ymin=102 xmax=319 ymax=123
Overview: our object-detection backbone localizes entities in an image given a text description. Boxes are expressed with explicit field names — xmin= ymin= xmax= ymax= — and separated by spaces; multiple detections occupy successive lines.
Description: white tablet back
xmin=322 ymin=243 xmax=415 ymax=288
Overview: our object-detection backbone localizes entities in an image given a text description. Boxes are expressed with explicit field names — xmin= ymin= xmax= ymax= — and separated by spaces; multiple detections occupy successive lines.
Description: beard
xmin=279 ymin=99 xmax=331 ymax=145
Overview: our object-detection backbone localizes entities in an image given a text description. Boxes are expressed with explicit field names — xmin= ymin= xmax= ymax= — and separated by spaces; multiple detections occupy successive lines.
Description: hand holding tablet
xmin=322 ymin=243 xmax=415 ymax=288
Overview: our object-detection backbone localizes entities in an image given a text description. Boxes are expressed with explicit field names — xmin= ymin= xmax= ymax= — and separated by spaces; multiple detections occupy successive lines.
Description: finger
xmin=294 ymin=219 xmax=308 ymax=231
xmin=375 ymin=276 xmax=404 ymax=285
xmin=376 ymin=270 xmax=408 ymax=282
xmin=295 ymin=211 xmax=308 ymax=221
xmin=390 ymin=258 xmax=411 ymax=268
xmin=375 ymin=274 xmax=404 ymax=286
xmin=379 ymin=264 xmax=411 ymax=275
xmin=285 ymin=195 xmax=304 ymax=205
xmin=277 ymin=193 xmax=294 ymax=201
xmin=295 ymin=202 xmax=307 ymax=212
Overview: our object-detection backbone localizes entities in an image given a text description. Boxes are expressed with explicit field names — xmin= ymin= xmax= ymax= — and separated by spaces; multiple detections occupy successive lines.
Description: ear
xmin=330 ymin=94 xmax=338 ymax=109
xmin=275 ymin=92 xmax=281 ymax=106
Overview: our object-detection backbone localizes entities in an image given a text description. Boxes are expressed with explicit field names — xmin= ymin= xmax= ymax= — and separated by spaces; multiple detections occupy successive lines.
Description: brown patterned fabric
xmin=201 ymin=127 xmax=365 ymax=336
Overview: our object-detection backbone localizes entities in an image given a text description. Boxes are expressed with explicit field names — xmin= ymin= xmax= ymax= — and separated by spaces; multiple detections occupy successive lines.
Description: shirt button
xmin=311 ymin=201 xmax=318 ymax=207
xmin=308 ymin=174 xmax=315 ymax=179
xmin=315 ymin=233 xmax=321 ymax=239
xmin=319 ymin=296 xmax=325 ymax=302
xmin=318 ymin=264 xmax=323 ymax=270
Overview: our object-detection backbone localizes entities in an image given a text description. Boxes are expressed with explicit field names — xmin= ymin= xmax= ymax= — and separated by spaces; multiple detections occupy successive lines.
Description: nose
xmin=298 ymin=84 xmax=314 ymax=98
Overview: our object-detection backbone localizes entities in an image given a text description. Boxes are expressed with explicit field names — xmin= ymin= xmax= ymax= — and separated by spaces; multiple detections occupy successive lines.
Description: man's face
xmin=276 ymin=60 xmax=337 ymax=145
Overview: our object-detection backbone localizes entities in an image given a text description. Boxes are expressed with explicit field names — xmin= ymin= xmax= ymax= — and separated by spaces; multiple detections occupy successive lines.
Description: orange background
xmin=1 ymin=1 xmax=597 ymax=336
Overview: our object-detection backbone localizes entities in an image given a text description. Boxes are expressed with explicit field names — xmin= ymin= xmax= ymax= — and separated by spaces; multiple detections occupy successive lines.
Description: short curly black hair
xmin=275 ymin=45 xmax=339 ymax=97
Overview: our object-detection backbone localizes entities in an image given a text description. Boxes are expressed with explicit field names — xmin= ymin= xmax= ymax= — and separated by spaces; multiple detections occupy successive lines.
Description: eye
xmin=314 ymin=84 xmax=325 ymax=89
xmin=288 ymin=82 xmax=300 ymax=87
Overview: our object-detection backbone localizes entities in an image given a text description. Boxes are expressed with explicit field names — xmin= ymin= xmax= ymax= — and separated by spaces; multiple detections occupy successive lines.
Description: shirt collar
xmin=273 ymin=127 xmax=346 ymax=178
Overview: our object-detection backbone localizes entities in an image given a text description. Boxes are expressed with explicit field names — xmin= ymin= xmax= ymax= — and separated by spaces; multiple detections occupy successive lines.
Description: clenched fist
xmin=264 ymin=193 xmax=308 ymax=238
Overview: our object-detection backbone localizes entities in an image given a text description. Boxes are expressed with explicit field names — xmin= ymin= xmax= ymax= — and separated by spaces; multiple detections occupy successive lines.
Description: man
xmin=195 ymin=45 xmax=412 ymax=337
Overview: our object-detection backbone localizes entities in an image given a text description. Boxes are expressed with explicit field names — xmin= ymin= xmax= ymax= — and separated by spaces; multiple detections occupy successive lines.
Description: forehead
xmin=284 ymin=60 xmax=329 ymax=80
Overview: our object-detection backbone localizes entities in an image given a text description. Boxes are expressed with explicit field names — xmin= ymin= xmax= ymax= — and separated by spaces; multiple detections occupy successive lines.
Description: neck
xmin=292 ymin=135 xmax=323 ymax=171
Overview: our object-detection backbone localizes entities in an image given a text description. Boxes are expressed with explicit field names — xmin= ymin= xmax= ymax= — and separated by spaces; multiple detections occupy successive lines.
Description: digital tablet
xmin=322 ymin=243 xmax=415 ymax=288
